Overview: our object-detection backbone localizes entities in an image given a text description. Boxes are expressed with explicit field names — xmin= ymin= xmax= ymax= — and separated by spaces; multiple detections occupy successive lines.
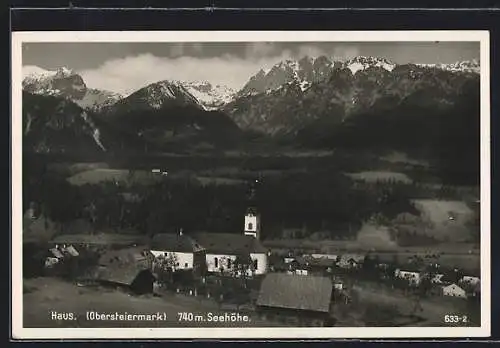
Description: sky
xmin=22 ymin=42 xmax=480 ymax=95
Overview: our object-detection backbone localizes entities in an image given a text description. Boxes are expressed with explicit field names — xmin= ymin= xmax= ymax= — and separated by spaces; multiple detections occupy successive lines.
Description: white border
xmin=11 ymin=31 xmax=491 ymax=340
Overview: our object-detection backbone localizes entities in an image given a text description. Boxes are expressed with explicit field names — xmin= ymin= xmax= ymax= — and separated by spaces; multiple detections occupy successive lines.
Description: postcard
xmin=11 ymin=30 xmax=490 ymax=339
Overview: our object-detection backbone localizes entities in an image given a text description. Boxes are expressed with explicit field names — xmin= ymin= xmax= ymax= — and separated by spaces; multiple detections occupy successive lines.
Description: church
xmin=192 ymin=207 xmax=268 ymax=276
xmin=148 ymin=180 xmax=269 ymax=277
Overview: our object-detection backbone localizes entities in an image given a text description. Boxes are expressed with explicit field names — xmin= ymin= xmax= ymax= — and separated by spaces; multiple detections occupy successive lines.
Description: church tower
xmin=244 ymin=178 xmax=261 ymax=239
xmin=244 ymin=208 xmax=260 ymax=239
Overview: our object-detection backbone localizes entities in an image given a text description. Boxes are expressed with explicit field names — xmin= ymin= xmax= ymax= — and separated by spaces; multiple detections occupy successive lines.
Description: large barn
xmin=256 ymin=273 xmax=334 ymax=326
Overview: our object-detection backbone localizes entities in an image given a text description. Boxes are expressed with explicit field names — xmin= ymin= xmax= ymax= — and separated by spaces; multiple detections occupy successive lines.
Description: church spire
xmin=244 ymin=177 xmax=261 ymax=239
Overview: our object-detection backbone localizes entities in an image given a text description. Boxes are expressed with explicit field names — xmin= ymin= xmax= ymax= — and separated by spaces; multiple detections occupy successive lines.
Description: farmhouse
xmin=308 ymin=257 xmax=337 ymax=274
xmin=394 ymin=268 xmax=422 ymax=286
xmin=256 ymin=273 xmax=334 ymax=326
xmin=96 ymin=246 xmax=156 ymax=295
xmin=287 ymin=256 xmax=311 ymax=276
xmin=442 ymin=283 xmax=467 ymax=298
xmin=461 ymin=275 xmax=480 ymax=286
xmin=337 ymin=254 xmax=364 ymax=269
xmin=310 ymin=253 xmax=338 ymax=260
xmin=149 ymin=232 xmax=206 ymax=272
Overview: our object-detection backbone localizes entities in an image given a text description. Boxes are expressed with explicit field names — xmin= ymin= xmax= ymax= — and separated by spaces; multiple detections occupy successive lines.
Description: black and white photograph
xmin=11 ymin=31 xmax=490 ymax=339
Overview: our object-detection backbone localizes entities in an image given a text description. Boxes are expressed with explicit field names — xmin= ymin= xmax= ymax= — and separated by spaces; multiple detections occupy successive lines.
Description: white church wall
xmin=150 ymin=250 xmax=194 ymax=270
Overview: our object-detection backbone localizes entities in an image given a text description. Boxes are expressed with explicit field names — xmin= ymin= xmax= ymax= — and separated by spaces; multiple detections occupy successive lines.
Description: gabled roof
xmin=192 ymin=232 xmax=267 ymax=254
xmin=96 ymin=246 xmax=153 ymax=285
xmin=257 ymin=273 xmax=333 ymax=313
xmin=309 ymin=258 xmax=337 ymax=268
xmin=149 ymin=233 xmax=205 ymax=253
xmin=339 ymin=254 xmax=365 ymax=263
xmin=98 ymin=246 xmax=152 ymax=267
xmin=442 ymin=283 xmax=466 ymax=291
xmin=397 ymin=266 xmax=423 ymax=273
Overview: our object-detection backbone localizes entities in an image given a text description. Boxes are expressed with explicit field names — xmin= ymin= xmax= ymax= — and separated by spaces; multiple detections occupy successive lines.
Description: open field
xmin=195 ymin=176 xmax=246 ymax=186
xmin=23 ymin=277 xmax=284 ymax=328
xmin=350 ymin=281 xmax=480 ymax=327
xmin=67 ymin=169 xmax=164 ymax=187
xmin=47 ymin=162 xmax=111 ymax=177
xmin=346 ymin=171 xmax=413 ymax=184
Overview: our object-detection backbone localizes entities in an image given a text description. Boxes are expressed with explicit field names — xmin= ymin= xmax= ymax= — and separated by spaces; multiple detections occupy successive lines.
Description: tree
xmin=153 ymin=253 xmax=179 ymax=285
xmin=232 ymin=253 xmax=255 ymax=285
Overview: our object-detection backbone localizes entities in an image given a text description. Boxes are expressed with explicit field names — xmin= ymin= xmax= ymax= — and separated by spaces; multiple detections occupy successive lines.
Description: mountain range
xmin=21 ymin=56 xmax=480 ymax=182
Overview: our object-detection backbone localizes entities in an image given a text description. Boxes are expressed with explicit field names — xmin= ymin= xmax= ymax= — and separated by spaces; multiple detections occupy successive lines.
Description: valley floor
xmin=22 ymin=277 xmax=283 ymax=328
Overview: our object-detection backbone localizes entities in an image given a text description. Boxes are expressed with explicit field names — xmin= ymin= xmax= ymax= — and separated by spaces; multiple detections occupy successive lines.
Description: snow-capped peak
xmin=176 ymin=80 xmax=236 ymax=110
xmin=416 ymin=59 xmax=480 ymax=73
xmin=23 ymin=65 xmax=58 ymax=83
xmin=23 ymin=65 xmax=76 ymax=82
xmin=344 ymin=56 xmax=396 ymax=74
xmin=54 ymin=66 xmax=76 ymax=78
xmin=22 ymin=65 xmax=122 ymax=111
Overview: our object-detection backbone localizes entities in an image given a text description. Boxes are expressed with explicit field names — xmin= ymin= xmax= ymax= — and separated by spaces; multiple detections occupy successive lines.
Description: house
xmin=308 ymin=257 xmax=337 ymax=274
xmin=310 ymin=253 xmax=338 ymax=261
xmin=256 ymin=273 xmax=334 ymax=326
xmin=337 ymin=254 xmax=364 ymax=269
xmin=461 ymin=275 xmax=480 ymax=286
xmin=442 ymin=283 xmax=467 ymax=298
xmin=395 ymin=268 xmax=422 ymax=286
xmin=96 ymin=246 xmax=156 ymax=295
xmin=471 ymin=282 xmax=481 ymax=298
xmin=287 ymin=256 xmax=311 ymax=276
xmin=192 ymin=232 xmax=268 ymax=276
xmin=149 ymin=232 xmax=206 ymax=272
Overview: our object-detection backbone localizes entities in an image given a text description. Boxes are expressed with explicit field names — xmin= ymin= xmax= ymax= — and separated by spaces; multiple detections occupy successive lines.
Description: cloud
xmin=332 ymin=46 xmax=361 ymax=60
xmin=244 ymin=42 xmax=278 ymax=59
xmin=79 ymin=52 xmax=292 ymax=95
xmin=76 ymin=44 xmax=361 ymax=95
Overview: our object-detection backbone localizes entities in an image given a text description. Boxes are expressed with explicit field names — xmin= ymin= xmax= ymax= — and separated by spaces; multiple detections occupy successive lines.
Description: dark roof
xmin=96 ymin=246 xmax=153 ymax=284
xmin=309 ymin=258 xmax=337 ymax=268
xmin=257 ymin=273 xmax=333 ymax=313
xmin=192 ymin=232 xmax=267 ymax=254
xmin=398 ymin=265 xmax=425 ymax=273
xmin=339 ymin=254 xmax=365 ymax=263
xmin=149 ymin=233 xmax=205 ymax=252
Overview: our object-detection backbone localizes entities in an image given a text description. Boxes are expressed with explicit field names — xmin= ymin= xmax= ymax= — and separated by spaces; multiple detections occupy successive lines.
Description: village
xmin=23 ymin=196 xmax=481 ymax=328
